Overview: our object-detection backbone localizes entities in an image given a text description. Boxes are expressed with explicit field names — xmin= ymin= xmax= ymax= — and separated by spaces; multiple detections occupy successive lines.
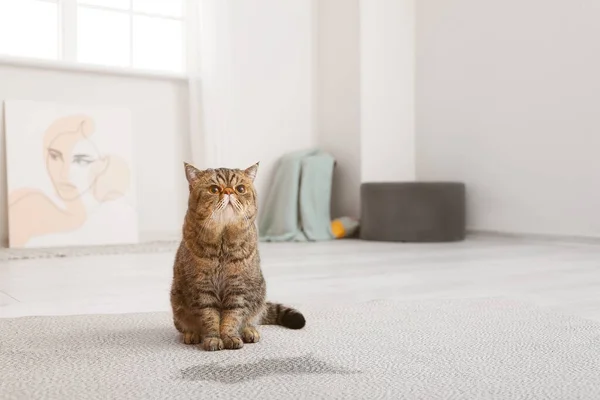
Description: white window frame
xmin=0 ymin=0 xmax=187 ymax=80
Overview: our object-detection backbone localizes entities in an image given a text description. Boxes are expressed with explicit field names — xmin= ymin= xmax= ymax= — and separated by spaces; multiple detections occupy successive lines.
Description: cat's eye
xmin=235 ymin=185 xmax=246 ymax=194
xmin=209 ymin=185 xmax=221 ymax=194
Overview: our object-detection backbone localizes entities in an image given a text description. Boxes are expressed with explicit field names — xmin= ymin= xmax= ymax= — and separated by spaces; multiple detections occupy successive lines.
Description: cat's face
xmin=184 ymin=162 xmax=259 ymax=226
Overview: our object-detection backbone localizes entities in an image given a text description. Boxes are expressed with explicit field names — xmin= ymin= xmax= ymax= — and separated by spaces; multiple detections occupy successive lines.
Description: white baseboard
xmin=468 ymin=230 xmax=600 ymax=246
xmin=139 ymin=231 xmax=181 ymax=243
xmin=0 ymin=232 xmax=182 ymax=261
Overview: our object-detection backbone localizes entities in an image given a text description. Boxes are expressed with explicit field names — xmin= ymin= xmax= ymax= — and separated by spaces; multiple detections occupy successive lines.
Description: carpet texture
xmin=0 ymin=240 xmax=179 ymax=261
xmin=2 ymin=298 xmax=600 ymax=399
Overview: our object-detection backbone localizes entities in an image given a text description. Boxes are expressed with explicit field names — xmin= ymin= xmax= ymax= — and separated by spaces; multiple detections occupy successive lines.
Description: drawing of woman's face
xmin=46 ymin=130 xmax=104 ymax=201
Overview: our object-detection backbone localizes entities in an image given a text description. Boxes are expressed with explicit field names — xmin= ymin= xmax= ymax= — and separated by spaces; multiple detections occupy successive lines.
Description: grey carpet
xmin=0 ymin=240 xmax=179 ymax=261
xmin=1 ymin=298 xmax=599 ymax=399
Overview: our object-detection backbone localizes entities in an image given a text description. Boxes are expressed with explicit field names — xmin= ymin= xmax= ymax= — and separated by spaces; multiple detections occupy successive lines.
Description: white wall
xmin=360 ymin=0 xmax=416 ymax=182
xmin=416 ymin=0 xmax=600 ymax=237
xmin=317 ymin=0 xmax=361 ymax=218
xmin=198 ymin=0 xmax=318 ymax=208
xmin=0 ymin=64 xmax=189 ymax=245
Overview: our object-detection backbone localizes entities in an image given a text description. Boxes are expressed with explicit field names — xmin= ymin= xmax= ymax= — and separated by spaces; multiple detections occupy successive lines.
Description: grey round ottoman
xmin=360 ymin=182 xmax=466 ymax=242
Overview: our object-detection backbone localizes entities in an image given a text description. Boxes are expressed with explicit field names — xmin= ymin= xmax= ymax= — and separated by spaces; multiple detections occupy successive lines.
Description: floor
xmin=1 ymin=238 xmax=599 ymax=321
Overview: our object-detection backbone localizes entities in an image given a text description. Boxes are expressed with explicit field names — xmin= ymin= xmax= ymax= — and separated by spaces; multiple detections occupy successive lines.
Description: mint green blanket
xmin=259 ymin=149 xmax=335 ymax=242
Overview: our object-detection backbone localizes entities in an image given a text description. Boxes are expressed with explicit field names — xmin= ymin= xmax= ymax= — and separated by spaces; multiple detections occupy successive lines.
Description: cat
xmin=170 ymin=162 xmax=305 ymax=351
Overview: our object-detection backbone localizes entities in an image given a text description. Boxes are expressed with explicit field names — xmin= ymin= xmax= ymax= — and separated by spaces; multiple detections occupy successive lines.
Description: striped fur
xmin=261 ymin=302 xmax=306 ymax=329
xmin=170 ymin=162 xmax=305 ymax=351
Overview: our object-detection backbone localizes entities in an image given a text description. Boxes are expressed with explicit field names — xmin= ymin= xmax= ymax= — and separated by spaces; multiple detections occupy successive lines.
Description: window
xmin=0 ymin=0 xmax=59 ymax=60
xmin=0 ymin=0 xmax=185 ymax=74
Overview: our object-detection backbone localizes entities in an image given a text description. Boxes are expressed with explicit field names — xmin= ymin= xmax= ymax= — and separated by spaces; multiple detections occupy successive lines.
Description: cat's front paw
xmin=242 ymin=326 xmax=260 ymax=343
xmin=202 ymin=337 xmax=224 ymax=351
xmin=182 ymin=332 xmax=201 ymax=345
xmin=222 ymin=335 xmax=244 ymax=350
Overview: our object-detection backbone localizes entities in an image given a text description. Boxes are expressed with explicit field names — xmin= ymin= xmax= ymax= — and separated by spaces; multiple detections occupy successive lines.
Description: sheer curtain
xmin=185 ymin=0 xmax=234 ymax=169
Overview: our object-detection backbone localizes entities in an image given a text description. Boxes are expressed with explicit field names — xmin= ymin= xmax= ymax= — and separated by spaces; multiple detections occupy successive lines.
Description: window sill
xmin=0 ymin=55 xmax=188 ymax=82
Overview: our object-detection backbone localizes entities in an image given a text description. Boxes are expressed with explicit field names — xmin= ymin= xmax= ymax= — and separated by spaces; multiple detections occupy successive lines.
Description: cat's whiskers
xmin=229 ymin=195 xmax=241 ymax=207
xmin=216 ymin=199 xmax=228 ymax=212
xmin=213 ymin=199 xmax=227 ymax=217
xmin=230 ymin=197 xmax=253 ymax=229
xmin=212 ymin=196 xmax=240 ymax=224
xmin=230 ymin=197 xmax=242 ymax=212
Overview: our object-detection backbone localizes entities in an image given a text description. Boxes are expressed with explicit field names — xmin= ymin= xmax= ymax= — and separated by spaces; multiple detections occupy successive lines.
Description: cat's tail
xmin=260 ymin=301 xmax=306 ymax=329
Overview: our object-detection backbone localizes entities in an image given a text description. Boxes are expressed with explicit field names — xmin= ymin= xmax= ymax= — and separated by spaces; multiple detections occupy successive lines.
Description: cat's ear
xmin=244 ymin=162 xmax=259 ymax=182
xmin=184 ymin=162 xmax=201 ymax=185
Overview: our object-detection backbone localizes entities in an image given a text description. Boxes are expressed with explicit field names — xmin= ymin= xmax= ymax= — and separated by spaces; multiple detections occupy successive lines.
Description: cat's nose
xmin=223 ymin=187 xmax=234 ymax=195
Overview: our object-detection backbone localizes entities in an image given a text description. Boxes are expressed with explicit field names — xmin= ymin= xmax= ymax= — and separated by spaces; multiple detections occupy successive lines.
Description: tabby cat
xmin=170 ymin=162 xmax=305 ymax=351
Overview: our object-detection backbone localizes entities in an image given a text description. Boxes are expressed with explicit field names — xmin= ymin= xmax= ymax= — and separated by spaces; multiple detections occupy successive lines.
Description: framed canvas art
xmin=4 ymin=100 xmax=139 ymax=248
